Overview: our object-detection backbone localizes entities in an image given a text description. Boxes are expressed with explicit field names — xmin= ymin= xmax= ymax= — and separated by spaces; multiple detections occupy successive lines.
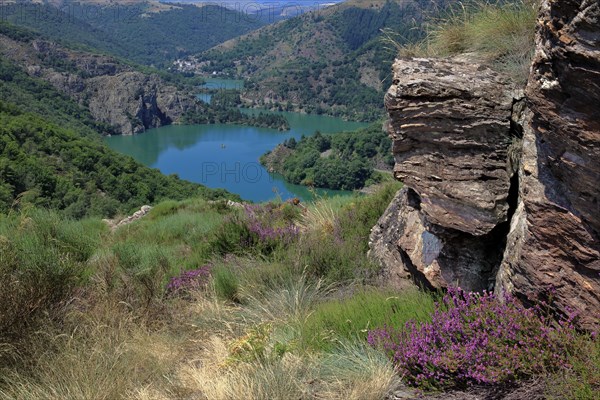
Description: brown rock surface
xmin=496 ymin=0 xmax=600 ymax=329
xmin=371 ymin=0 xmax=600 ymax=327
xmin=385 ymin=56 xmax=518 ymax=236
xmin=371 ymin=56 xmax=520 ymax=292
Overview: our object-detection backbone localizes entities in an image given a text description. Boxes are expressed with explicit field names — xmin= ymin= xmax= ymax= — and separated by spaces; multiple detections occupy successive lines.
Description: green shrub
xmin=0 ymin=210 xmax=99 ymax=357
xmin=208 ymin=213 xmax=254 ymax=256
xmin=111 ymin=241 xmax=173 ymax=307
xmin=545 ymin=334 xmax=600 ymax=400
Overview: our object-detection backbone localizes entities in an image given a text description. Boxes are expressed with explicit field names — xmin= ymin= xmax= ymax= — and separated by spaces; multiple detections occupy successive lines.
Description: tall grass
xmin=299 ymin=288 xmax=436 ymax=351
xmin=319 ymin=341 xmax=401 ymax=400
xmin=0 ymin=304 xmax=181 ymax=400
xmin=285 ymin=182 xmax=401 ymax=281
xmin=212 ymin=264 xmax=241 ymax=303
xmin=0 ymin=210 xmax=107 ymax=364
xmin=394 ymin=0 xmax=539 ymax=84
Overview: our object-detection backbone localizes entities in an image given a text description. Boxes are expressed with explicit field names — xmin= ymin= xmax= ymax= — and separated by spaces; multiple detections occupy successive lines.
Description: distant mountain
xmin=187 ymin=0 xmax=438 ymax=121
xmin=0 ymin=1 xmax=268 ymax=67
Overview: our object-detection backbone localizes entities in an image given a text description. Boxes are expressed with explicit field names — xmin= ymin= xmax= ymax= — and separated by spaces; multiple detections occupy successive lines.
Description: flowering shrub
xmin=166 ymin=265 xmax=212 ymax=296
xmin=368 ymin=288 xmax=578 ymax=389
xmin=243 ymin=202 xmax=300 ymax=248
xmin=209 ymin=201 xmax=300 ymax=257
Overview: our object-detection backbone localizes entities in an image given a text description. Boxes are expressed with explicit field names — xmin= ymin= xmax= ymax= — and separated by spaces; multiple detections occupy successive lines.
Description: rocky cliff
xmin=1 ymin=33 xmax=198 ymax=135
xmin=370 ymin=0 xmax=600 ymax=328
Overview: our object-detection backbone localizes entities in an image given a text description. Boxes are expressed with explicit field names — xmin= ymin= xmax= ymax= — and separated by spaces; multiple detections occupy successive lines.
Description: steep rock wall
xmin=370 ymin=0 xmax=599 ymax=328
xmin=497 ymin=0 xmax=600 ymax=329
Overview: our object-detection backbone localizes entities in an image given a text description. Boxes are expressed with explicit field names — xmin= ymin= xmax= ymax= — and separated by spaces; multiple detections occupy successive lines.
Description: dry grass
xmin=177 ymin=335 xmax=399 ymax=400
xmin=296 ymin=196 xmax=352 ymax=235
xmin=242 ymin=273 xmax=330 ymax=324
xmin=0 ymin=306 xmax=181 ymax=400
xmin=319 ymin=341 xmax=400 ymax=400
xmin=179 ymin=335 xmax=316 ymax=400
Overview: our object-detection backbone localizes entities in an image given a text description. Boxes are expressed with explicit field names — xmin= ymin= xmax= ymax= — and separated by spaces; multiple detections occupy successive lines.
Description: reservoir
xmin=105 ymin=106 xmax=368 ymax=202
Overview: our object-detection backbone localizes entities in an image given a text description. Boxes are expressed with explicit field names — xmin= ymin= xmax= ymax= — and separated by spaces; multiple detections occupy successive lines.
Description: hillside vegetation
xmin=0 ymin=102 xmax=234 ymax=218
xmin=192 ymin=0 xmax=433 ymax=121
xmin=261 ymin=124 xmax=394 ymax=190
xmin=1 ymin=185 xmax=598 ymax=399
xmin=0 ymin=2 xmax=267 ymax=67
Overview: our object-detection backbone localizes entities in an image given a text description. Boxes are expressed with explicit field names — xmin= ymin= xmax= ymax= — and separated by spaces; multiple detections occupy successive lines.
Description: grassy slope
xmin=1 ymin=184 xmax=597 ymax=399
xmin=0 ymin=184 xmax=415 ymax=399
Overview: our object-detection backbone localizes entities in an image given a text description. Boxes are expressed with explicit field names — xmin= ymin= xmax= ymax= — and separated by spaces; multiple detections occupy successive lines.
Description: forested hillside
xmin=0 ymin=1 xmax=267 ymax=67
xmin=0 ymin=30 xmax=237 ymax=218
xmin=189 ymin=0 xmax=441 ymax=120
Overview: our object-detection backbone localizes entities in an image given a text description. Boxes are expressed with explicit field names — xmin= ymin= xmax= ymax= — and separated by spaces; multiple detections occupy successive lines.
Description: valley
xmin=0 ymin=1 xmax=599 ymax=399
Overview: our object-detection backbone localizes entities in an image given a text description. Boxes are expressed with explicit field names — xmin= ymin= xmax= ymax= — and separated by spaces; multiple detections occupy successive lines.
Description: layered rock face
xmin=497 ymin=0 xmax=600 ymax=329
xmin=371 ymin=0 xmax=600 ymax=327
xmin=371 ymin=56 xmax=520 ymax=292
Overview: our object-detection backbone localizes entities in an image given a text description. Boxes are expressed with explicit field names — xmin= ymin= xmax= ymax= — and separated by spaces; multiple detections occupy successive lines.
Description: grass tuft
xmin=395 ymin=0 xmax=539 ymax=84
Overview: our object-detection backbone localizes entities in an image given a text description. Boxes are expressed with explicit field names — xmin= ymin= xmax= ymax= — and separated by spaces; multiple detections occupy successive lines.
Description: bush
xmin=0 ymin=210 xmax=103 ymax=361
xmin=209 ymin=202 xmax=301 ymax=257
xmin=111 ymin=241 xmax=173 ymax=307
xmin=368 ymin=288 xmax=580 ymax=390
xmin=166 ymin=265 xmax=212 ymax=297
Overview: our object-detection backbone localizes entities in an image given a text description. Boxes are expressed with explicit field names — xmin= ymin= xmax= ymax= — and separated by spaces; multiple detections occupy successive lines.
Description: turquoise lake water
xmin=105 ymin=106 xmax=368 ymax=202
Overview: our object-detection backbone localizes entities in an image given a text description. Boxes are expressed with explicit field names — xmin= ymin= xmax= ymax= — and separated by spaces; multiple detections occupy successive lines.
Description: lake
xmin=105 ymin=107 xmax=368 ymax=202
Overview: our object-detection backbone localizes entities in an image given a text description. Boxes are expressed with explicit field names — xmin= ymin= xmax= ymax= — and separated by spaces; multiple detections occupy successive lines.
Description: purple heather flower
xmin=368 ymin=288 xmax=580 ymax=389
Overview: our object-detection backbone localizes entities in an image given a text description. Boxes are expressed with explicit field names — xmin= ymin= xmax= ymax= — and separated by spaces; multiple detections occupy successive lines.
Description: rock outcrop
xmin=371 ymin=0 xmax=600 ymax=328
xmin=1 ymin=35 xmax=199 ymax=135
xmin=103 ymin=205 xmax=152 ymax=231
xmin=371 ymin=56 xmax=521 ymax=292
xmin=496 ymin=0 xmax=600 ymax=329
xmin=84 ymin=72 xmax=194 ymax=135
